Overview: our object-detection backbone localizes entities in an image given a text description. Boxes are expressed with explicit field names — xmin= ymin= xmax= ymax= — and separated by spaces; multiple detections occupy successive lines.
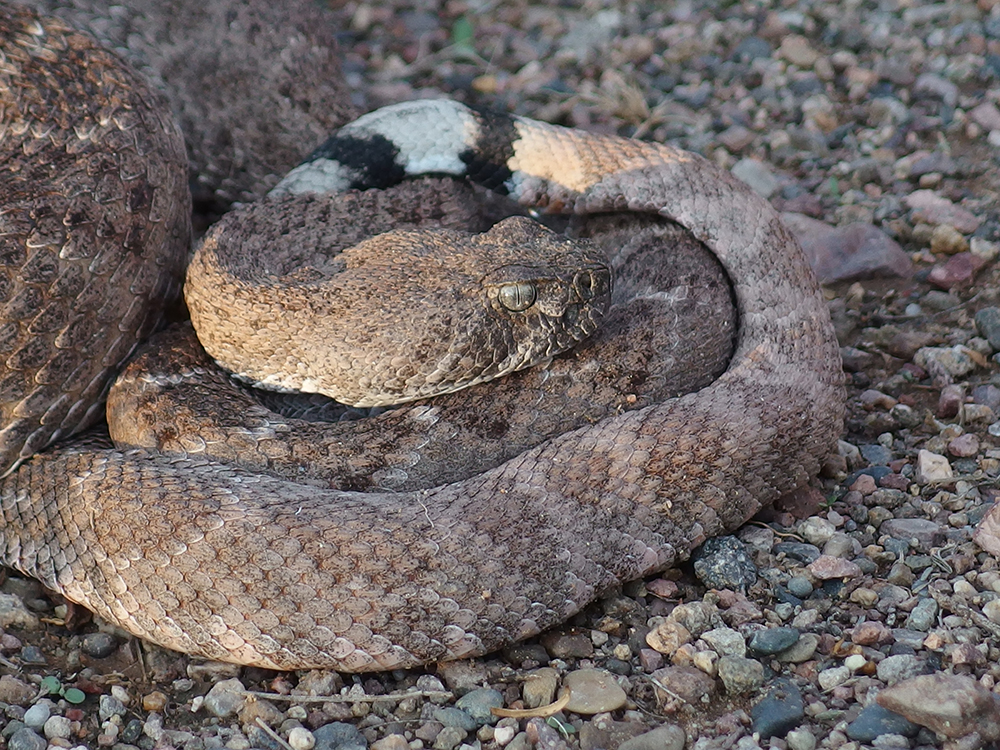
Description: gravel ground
xmin=3 ymin=1 xmax=1000 ymax=749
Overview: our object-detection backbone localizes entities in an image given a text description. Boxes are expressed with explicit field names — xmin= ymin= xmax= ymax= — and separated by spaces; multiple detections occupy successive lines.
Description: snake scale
xmin=0 ymin=5 xmax=844 ymax=671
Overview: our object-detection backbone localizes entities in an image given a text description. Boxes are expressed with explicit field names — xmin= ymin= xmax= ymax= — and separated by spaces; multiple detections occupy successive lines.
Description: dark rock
xmin=975 ymin=307 xmax=1000 ymax=352
xmin=314 ymin=722 xmax=369 ymax=750
xmin=732 ymin=36 xmax=772 ymax=62
xmin=17 ymin=646 xmax=45 ymax=665
xmin=749 ymin=627 xmax=801 ymax=656
xmin=81 ymin=632 xmax=118 ymax=659
xmin=773 ymin=542 xmax=822 ymax=564
xmin=6 ymin=727 xmax=45 ymax=750
xmin=751 ymin=678 xmax=805 ymax=739
xmin=540 ymin=632 xmax=593 ymax=659
xmin=860 ymin=444 xmax=893 ymax=466
xmin=846 ymin=704 xmax=921 ymax=742
xmin=693 ymin=536 xmax=757 ymax=591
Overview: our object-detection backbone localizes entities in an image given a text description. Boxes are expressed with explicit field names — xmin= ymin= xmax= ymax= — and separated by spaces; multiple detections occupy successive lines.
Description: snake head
xmin=332 ymin=215 xmax=611 ymax=406
xmin=480 ymin=217 xmax=612 ymax=355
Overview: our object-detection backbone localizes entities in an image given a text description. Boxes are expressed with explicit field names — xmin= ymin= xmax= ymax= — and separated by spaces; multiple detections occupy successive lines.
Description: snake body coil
xmin=0 ymin=8 xmax=844 ymax=671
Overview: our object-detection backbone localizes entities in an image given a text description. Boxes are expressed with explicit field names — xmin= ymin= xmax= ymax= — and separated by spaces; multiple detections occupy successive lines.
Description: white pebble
xmin=288 ymin=726 xmax=316 ymax=750
xmin=818 ymin=666 xmax=850 ymax=690
xmin=494 ymin=726 xmax=516 ymax=746
xmin=787 ymin=728 xmax=817 ymax=750
xmin=844 ymin=654 xmax=867 ymax=672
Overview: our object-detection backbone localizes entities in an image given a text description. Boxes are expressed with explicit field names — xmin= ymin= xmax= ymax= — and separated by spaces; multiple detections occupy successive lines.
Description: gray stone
xmin=6 ymin=727 xmax=45 ymax=750
xmin=785 ymin=728 xmax=816 ymax=750
xmin=700 ymin=627 xmax=746 ymax=657
xmin=202 ymin=678 xmax=246 ymax=719
xmin=904 ymin=597 xmax=938 ymax=632
xmin=617 ymin=725 xmax=685 ymax=750
xmin=22 ymin=703 xmax=50 ymax=731
xmin=748 ymin=627 xmax=800 ymax=655
xmin=99 ymin=694 xmax=127 ymax=721
xmin=876 ymin=654 xmax=923 ymax=685
xmin=776 ymin=633 xmax=820 ymax=663
xmin=454 ymin=688 xmax=503 ymax=726
xmin=787 ymin=576 xmax=813 ymax=598
xmin=81 ymin=632 xmax=118 ymax=659
xmin=772 ymin=542 xmax=821 ymax=564
xmin=0 ymin=593 xmax=40 ymax=630
xmin=975 ymin=307 xmax=1000 ymax=351
xmin=846 ymin=705 xmax=920 ymax=742
xmin=432 ymin=708 xmax=478 ymax=733
xmin=432 ymin=727 xmax=467 ymax=750
xmin=314 ymin=722 xmax=369 ymax=750
xmin=717 ymin=656 xmax=765 ymax=694
xmin=751 ymin=678 xmax=804 ymax=739
xmin=693 ymin=536 xmax=757 ymax=591
xmin=42 ymin=715 xmax=72 ymax=740
xmin=879 ymin=518 xmax=944 ymax=549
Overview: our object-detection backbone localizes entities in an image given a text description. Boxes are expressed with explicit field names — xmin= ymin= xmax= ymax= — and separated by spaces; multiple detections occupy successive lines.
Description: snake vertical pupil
xmin=498 ymin=281 xmax=537 ymax=312
xmin=574 ymin=271 xmax=595 ymax=300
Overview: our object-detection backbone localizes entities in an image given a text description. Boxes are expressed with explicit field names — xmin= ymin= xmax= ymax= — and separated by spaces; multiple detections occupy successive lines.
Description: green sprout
xmin=40 ymin=675 xmax=86 ymax=704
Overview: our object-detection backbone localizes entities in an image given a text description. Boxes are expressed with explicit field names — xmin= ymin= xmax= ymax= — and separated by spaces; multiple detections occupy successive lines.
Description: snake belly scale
xmin=0 ymin=9 xmax=844 ymax=672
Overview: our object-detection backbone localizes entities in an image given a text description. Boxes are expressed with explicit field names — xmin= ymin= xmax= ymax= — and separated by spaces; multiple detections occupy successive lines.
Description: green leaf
xmin=546 ymin=716 xmax=576 ymax=738
xmin=451 ymin=16 xmax=474 ymax=49
xmin=40 ymin=676 xmax=62 ymax=695
xmin=62 ymin=688 xmax=86 ymax=705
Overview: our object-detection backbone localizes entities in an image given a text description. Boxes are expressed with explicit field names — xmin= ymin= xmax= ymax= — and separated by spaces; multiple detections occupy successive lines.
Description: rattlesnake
xmin=0 ymin=5 xmax=843 ymax=670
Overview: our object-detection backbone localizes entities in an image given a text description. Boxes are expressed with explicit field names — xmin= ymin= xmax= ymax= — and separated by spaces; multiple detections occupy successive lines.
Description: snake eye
xmin=498 ymin=282 xmax=537 ymax=312
xmin=574 ymin=271 xmax=596 ymax=300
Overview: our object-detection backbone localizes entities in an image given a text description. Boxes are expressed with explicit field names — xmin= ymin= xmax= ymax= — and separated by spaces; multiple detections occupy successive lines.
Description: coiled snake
xmin=0 ymin=6 xmax=844 ymax=670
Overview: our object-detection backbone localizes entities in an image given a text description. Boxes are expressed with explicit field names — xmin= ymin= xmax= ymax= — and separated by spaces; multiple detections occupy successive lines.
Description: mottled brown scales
xmin=0 ymin=4 xmax=844 ymax=671
xmin=17 ymin=0 xmax=354 ymax=206
xmin=0 ymin=4 xmax=190 ymax=474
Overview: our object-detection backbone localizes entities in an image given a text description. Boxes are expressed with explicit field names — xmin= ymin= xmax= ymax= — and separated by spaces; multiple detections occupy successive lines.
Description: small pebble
xmin=749 ymin=627 xmax=800 ymax=655
xmin=289 ymin=727 xmax=316 ymax=750
xmin=43 ymin=715 xmax=72 ymax=741
xmin=750 ymin=678 xmax=805 ymax=739
xmin=562 ymin=669 xmax=627 ymax=714
xmin=202 ymin=678 xmax=246 ymax=719
xmin=454 ymin=688 xmax=503 ymax=725
xmin=787 ymin=576 xmax=813 ymax=598
xmin=846 ymin=704 xmax=921 ymax=742
xmin=876 ymin=654 xmax=923 ymax=685
xmin=617 ymin=725 xmax=685 ymax=750
xmin=818 ymin=666 xmax=850 ymax=690
xmin=7 ymin=727 xmax=46 ymax=750
xmin=80 ymin=632 xmax=117 ymax=659
xmin=521 ymin=668 xmax=558 ymax=708
xmin=23 ymin=703 xmax=50 ymax=730
xmin=699 ymin=627 xmax=746 ymax=657
xmin=716 ymin=656 xmax=764 ymax=694
xmin=692 ymin=536 xmax=758 ymax=591
xmin=313 ymin=722 xmax=368 ymax=750
xmin=786 ymin=728 xmax=817 ymax=750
